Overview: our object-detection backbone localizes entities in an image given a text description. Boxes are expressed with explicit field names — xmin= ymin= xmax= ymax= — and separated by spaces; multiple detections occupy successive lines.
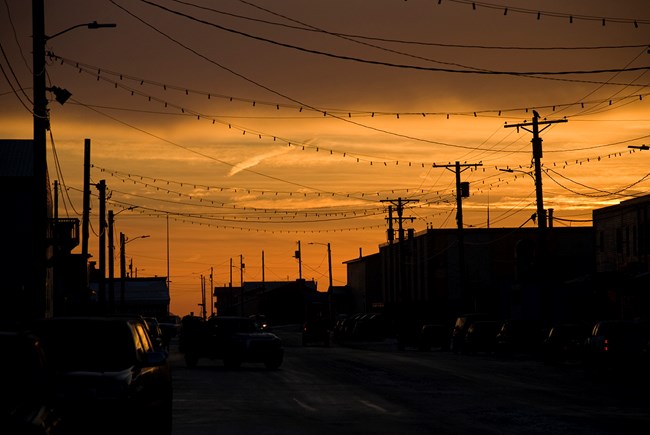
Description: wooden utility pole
xmin=97 ymin=180 xmax=106 ymax=313
xmin=108 ymin=210 xmax=115 ymax=313
xmin=381 ymin=198 xmax=418 ymax=313
xmin=381 ymin=198 xmax=418 ymax=244
xmin=82 ymin=139 xmax=91 ymax=261
xmin=295 ymin=241 xmax=302 ymax=280
xmin=505 ymin=112 xmax=566 ymax=324
xmin=433 ymin=161 xmax=482 ymax=311
xmin=504 ymin=112 xmax=567 ymax=229
xmin=240 ymin=255 xmax=245 ymax=316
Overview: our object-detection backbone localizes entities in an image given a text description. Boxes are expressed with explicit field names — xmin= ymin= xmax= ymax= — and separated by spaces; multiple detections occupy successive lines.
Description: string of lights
xmin=439 ymin=0 xmax=650 ymax=27
xmin=50 ymin=53 xmax=650 ymax=121
xmin=231 ymin=0 xmax=649 ymax=50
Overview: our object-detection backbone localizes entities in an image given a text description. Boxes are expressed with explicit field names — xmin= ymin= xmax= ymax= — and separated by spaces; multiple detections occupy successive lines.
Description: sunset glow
xmin=2 ymin=0 xmax=649 ymax=316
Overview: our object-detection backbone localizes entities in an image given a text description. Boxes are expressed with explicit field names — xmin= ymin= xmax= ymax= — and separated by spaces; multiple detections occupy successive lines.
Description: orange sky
xmin=2 ymin=1 xmax=650 ymax=316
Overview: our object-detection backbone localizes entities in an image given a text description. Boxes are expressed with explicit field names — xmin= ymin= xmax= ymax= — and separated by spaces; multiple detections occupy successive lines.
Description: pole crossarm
xmin=504 ymin=117 xmax=568 ymax=133
xmin=433 ymin=162 xmax=482 ymax=171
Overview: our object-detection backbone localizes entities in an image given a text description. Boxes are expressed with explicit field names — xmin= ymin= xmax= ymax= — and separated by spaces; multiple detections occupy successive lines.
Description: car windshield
xmin=213 ymin=318 xmax=259 ymax=334
xmin=36 ymin=319 xmax=136 ymax=372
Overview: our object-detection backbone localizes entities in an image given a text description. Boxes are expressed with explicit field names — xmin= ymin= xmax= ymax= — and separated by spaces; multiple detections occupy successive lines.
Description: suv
xmin=180 ymin=315 xmax=284 ymax=369
xmin=30 ymin=317 xmax=173 ymax=435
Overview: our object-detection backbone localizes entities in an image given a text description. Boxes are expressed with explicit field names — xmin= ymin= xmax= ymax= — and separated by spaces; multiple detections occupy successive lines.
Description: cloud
xmin=228 ymin=147 xmax=293 ymax=176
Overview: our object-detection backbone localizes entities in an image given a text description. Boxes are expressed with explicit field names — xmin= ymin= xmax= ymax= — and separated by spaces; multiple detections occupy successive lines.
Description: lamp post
xmin=499 ymin=168 xmax=544 ymax=226
xmin=119 ymin=233 xmax=149 ymax=312
xmin=108 ymin=207 xmax=137 ymax=313
xmin=308 ymin=242 xmax=333 ymax=324
xmin=32 ymin=0 xmax=116 ymax=319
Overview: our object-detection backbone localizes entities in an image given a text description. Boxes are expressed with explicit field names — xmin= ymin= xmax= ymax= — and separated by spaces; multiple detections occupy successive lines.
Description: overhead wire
xmin=138 ymin=0 xmax=650 ymax=77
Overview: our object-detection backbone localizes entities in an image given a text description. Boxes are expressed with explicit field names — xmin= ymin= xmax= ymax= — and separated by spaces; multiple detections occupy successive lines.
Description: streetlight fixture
xmin=119 ymin=233 xmax=150 ymax=311
xmin=628 ymin=144 xmax=649 ymax=151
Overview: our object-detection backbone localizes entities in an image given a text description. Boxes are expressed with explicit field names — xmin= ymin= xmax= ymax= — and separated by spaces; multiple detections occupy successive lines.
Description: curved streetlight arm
xmin=46 ymin=21 xmax=116 ymax=41
xmin=498 ymin=167 xmax=534 ymax=178
xmin=125 ymin=234 xmax=150 ymax=245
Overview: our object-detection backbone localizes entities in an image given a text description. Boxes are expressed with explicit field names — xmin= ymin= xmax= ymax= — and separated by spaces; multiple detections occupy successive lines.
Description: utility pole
xmin=108 ymin=210 xmax=115 ymax=314
xmin=381 ymin=198 xmax=418 ymax=244
xmin=166 ymin=213 xmax=170 ymax=294
xmin=97 ymin=180 xmax=106 ymax=313
xmin=240 ymin=255 xmax=245 ymax=316
xmin=295 ymin=241 xmax=302 ymax=280
xmin=504 ymin=112 xmax=567 ymax=229
xmin=381 ymin=198 xmax=418 ymax=320
xmin=82 ymin=139 xmax=91 ymax=262
xmin=209 ymin=267 xmax=214 ymax=317
xmin=433 ymin=161 xmax=482 ymax=311
xmin=505 ymin=112 xmax=566 ymax=325
xmin=120 ymin=232 xmax=126 ymax=312
xmin=32 ymin=0 xmax=48 ymax=319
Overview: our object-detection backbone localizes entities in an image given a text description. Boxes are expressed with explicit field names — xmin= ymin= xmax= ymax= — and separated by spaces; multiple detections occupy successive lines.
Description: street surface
xmin=170 ymin=327 xmax=650 ymax=435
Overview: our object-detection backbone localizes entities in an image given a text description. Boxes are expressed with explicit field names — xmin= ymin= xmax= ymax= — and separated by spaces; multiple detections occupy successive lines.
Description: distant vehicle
xmin=495 ymin=319 xmax=545 ymax=355
xmin=29 ymin=316 xmax=173 ymax=435
xmin=450 ymin=313 xmax=497 ymax=353
xmin=584 ymin=319 xmax=649 ymax=369
xmin=542 ymin=322 xmax=591 ymax=365
xmin=419 ymin=324 xmax=448 ymax=351
xmin=302 ymin=317 xmax=330 ymax=347
xmin=0 ymin=330 xmax=62 ymax=435
xmin=158 ymin=314 xmax=182 ymax=349
xmin=180 ymin=315 xmax=284 ymax=369
xmin=249 ymin=314 xmax=271 ymax=331
xmin=333 ymin=313 xmax=365 ymax=342
xmin=462 ymin=320 xmax=501 ymax=354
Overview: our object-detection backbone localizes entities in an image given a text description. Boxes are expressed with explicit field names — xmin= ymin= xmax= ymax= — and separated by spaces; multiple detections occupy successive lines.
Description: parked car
xmin=450 ymin=313 xmax=497 ymax=353
xmin=180 ymin=315 xmax=284 ymax=369
xmin=542 ymin=322 xmax=591 ymax=365
xmin=0 ymin=330 xmax=62 ymax=435
xmin=143 ymin=316 xmax=166 ymax=352
xmin=462 ymin=320 xmax=501 ymax=354
xmin=29 ymin=316 xmax=173 ymax=435
xmin=351 ymin=313 xmax=389 ymax=341
xmin=584 ymin=319 xmax=649 ymax=369
xmin=158 ymin=314 xmax=181 ymax=348
xmin=417 ymin=324 xmax=448 ymax=351
xmin=333 ymin=313 xmax=365 ymax=342
xmin=302 ymin=317 xmax=330 ymax=347
xmin=495 ymin=319 xmax=545 ymax=356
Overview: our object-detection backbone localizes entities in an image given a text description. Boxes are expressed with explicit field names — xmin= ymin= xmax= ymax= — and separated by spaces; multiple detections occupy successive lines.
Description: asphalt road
xmin=169 ymin=328 xmax=650 ymax=435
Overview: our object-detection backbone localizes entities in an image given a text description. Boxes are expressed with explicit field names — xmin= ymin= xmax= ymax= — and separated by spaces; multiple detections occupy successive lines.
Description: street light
xmin=32 ymin=0 xmax=116 ymax=318
xmin=107 ymin=207 xmax=138 ymax=313
xmin=499 ymin=167 xmax=544 ymax=226
xmin=119 ymin=233 xmax=150 ymax=311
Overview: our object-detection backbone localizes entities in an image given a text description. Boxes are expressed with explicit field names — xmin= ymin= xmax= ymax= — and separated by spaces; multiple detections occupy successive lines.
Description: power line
xmin=171 ymin=0 xmax=648 ymax=51
xmin=139 ymin=0 xmax=650 ymax=76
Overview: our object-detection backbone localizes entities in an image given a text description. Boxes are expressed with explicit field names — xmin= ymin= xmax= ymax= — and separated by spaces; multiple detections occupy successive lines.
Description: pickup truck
xmin=179 ymin=315 xmax=284 ymax=369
